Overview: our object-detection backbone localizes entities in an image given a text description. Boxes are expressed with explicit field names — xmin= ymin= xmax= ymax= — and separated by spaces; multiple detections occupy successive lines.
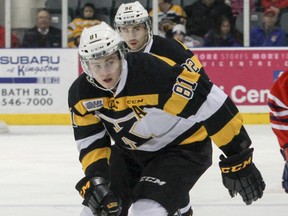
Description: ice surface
xmin=0 ymin=125 xmax=287 ymax=216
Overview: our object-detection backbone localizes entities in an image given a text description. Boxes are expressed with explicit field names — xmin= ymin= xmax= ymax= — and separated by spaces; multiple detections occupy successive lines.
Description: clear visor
xmin=81 ymin=50 xmax=123 ymax=76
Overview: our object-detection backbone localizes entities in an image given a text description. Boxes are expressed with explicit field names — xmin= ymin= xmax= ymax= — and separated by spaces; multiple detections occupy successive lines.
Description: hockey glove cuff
xmin=280 ymin=147 xmax=288 ymax=161
xmin=76 ymin=176 xmax=122 ymax=216
xmin=219 ymin=148 xmax=265 ymax=205
xmin=282 ymin=161 xmax=288 ymax=193
xmin=281 ymin=147 xmax=288 ymax=193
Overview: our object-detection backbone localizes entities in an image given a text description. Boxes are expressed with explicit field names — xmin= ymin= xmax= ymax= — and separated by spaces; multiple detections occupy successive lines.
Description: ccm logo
xmin=80 ymin=181 xmax=91 ymax=198
xmin=127 ymin=98 xmax=144 ymax=105
xmin=221 ymin=156 xmax=252 ymax=173
xmin=140 ymin=176 xmax=166 ymax=185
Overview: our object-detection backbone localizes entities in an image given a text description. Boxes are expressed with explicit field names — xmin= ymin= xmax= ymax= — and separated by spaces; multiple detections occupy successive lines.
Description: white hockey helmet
xmin=114 ymin=1 xmax=151 ymax=30
xmin=78 ymin=22 xmax=125 ymax=76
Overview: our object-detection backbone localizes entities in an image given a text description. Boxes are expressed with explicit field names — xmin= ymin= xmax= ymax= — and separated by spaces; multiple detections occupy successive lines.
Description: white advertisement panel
xmin=0 ymin=49 xmax=79 ymax=114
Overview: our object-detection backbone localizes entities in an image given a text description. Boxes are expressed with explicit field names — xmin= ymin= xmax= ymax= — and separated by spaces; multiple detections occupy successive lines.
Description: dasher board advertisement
xmin=193 ymin=48 xmax=287 ymax=113
xmin=0 ymin=49 xmax=78 ymax=114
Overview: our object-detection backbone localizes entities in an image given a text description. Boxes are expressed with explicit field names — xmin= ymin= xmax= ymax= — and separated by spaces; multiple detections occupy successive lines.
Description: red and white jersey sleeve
xmin=268 ymin=70 xmax=288 ymax=149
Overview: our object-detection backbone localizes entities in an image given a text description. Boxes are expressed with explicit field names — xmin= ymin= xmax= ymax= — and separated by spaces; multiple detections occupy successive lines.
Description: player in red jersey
xmin=268 ymin=70 xmax=288 ymax=193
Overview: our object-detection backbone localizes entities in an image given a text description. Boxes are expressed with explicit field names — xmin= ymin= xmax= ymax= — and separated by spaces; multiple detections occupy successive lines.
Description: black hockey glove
xmin=280 ymin=147 xmax=288 ymax=193
xmin=219 ymin=148 xmax=265 ymax=205
xmin=76 ymin=177 xmax=122 ymax=216
xmin=282 ymin=161 xmax=288 ymax=193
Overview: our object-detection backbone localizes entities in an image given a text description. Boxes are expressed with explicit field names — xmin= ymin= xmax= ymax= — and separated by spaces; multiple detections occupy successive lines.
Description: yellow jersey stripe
xmin=81 ymin=147 xmax=111 ymax=172
xmin=211 ymin=112 xmax=243 ymax=147
xmin=163 ymin=91 xmax=189 ymax=115
xmin=164 ymin=69 xmax=200 ymax=115
xmin=76 ymin=95 xmax=159 ymax=113
xmin=180 ymin=126 xmax=208 ymax=144
xmin=191 ymin=55 xmax=203 ymax=70
xmin=179 ymin=68 xmax=200 ymax=83
xmin=75 ymin=99 xmax=90 ymax=115
xmin=152 ymin=54 xmax=177 ymax=66
xmin=73 ymin=112 xmax=100 ymax=126
xmin=176 ymin=39 xmax=189 ymax=50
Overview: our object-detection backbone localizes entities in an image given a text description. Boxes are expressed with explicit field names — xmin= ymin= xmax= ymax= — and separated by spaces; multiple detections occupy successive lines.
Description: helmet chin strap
xmin=87 ymin=74 xmax=121 ymax=93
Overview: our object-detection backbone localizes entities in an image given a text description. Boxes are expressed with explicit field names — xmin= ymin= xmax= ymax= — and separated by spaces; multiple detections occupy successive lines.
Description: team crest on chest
xmin=83 ymin=99 xmax=104 ymax=111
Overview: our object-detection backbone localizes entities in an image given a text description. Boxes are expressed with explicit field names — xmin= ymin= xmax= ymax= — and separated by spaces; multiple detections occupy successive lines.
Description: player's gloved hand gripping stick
xmin=219 ymin=148 xmax=266 ymax=205
xmin=76 ymin=177 xmax=122 ymax=216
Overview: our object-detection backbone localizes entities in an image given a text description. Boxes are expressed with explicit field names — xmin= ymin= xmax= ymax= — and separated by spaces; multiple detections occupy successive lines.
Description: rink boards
xmin=1 ymin=48 xmax=286 ymax=125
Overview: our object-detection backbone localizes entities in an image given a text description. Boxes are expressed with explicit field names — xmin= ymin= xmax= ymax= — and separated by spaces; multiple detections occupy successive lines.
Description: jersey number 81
xmin=173 ymin=77 xmax=198 ymax=99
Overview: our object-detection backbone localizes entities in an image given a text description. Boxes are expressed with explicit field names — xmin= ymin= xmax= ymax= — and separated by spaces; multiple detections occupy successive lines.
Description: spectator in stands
xmin=250 ymin=7 xmax=286 ymax=46
xmin=184 ymin=0 xmax=233 ymax=44
xmin=254 ymin=0 xmax=265 ymax=11
xmin=204 ymin=15 xmax=242 ymax=47
xmin=71 ymin=27 xmax=84 ymax=48
xmin=22 ymin=9 xmax=61 ymax=48
xmin=149 ymin=0 xmax=186 ymax=38
xmin=172 ymin=24 xmax=201 ymax=47
xmin=261 ymin=0 xmax=288 ymax=15
xmin=0 ymin=25 xmax=20 ymax=48
xmin=226 ymin=0 xmax=256 ymax=24
xmin=68 ymin=3 xmax=102 ymax=48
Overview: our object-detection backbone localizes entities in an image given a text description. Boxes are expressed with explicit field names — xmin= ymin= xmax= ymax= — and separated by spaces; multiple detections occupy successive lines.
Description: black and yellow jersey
xmin=144 ymin=35 xmax=209 ymax=80
xmin=68 ymin=52 xmax=251 ymax=178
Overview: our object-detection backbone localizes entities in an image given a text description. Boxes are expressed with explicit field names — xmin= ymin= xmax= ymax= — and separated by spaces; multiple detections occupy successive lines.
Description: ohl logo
xmin=83 ymin=99 xmax=103 ymax=111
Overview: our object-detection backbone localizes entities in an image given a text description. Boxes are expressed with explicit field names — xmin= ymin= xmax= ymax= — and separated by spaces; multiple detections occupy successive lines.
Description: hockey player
xmin=268 ymin=70 xmax=288 ymax=193
xmin=114 ymin=3 xmax=207 ymax=214
xmin=114 ymin=1 xmax=209 ymax=80
xmin=69 ymin=22 xmax=265 ymax=216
